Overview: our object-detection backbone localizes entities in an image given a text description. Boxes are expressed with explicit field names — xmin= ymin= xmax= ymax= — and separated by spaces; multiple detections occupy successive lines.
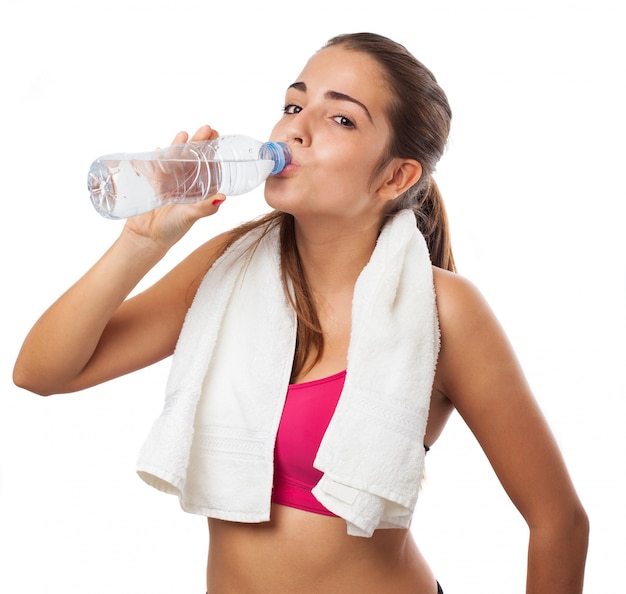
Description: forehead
xmin=293 ymin=46 xmax=390 ymax=110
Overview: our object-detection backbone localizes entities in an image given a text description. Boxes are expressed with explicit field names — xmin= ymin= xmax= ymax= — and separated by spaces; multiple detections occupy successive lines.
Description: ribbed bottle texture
xmin=87 ymin=135 xmax=291 ymax=219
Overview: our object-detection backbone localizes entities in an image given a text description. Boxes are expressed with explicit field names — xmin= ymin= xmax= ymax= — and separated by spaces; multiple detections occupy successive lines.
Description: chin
xmin=264 ymin=184 xmax=297 ymax=214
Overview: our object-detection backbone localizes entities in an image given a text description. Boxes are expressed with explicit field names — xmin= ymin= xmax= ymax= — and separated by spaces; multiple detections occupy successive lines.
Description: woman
xmin=13 ymin=33 xmax=588 ymax=593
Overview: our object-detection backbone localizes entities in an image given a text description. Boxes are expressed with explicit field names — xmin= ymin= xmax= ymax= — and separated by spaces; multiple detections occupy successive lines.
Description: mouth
xmin=273 ymin=162 xmax=299 ymax=177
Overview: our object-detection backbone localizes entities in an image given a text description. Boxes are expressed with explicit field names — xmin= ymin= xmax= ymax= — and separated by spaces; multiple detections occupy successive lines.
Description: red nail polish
xmin=212 ymin=198 xmax=225 ymax=206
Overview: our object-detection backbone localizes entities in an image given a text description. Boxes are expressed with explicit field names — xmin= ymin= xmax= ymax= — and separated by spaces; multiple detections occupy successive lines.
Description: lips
xmin=274 ymin=161 xmax=299 ymax=176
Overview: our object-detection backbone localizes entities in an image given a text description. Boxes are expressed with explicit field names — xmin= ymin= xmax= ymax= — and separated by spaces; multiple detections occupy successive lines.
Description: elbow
xmin=559 ymin=501 xmax=590 ymax=544
xmin=13 ymin=377 xmax=52 ymax=397
xmin=566 ymin=503 xmax=591 ymax=563
xmin=13 ymin=362 xmax=56 ymax=397
xmin=13 ymin=356 xmax=84 ymax=396
xmin=566 ymin=499 xmax=590 ymax=542
xmin=531 ymin=499 xmax=590 ymax=550
xmin=574 ymin=503 xmax=590 ymax=545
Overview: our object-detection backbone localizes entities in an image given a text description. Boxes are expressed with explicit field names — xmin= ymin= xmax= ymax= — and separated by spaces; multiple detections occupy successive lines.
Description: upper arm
xmin=432 ymin=267 xmax=581 ymax=527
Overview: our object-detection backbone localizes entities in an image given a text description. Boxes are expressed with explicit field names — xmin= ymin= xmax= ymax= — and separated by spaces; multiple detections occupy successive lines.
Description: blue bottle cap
xmin=259 ymin=142 xmax=291 ymax=174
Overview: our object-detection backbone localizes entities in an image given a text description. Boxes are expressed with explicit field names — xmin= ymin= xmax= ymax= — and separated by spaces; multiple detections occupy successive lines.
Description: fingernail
xmin=212 ymin=198 xmax=225 ymax=207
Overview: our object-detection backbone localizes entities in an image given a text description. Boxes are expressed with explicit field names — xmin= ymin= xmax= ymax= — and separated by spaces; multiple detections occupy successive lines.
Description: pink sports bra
xmin=271 ymin=370 xmax=346 ymax=516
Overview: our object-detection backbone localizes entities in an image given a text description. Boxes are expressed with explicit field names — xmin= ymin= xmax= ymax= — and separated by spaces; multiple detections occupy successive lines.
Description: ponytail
xmin=412 ymin=177 xmax=456 ymax=273
xmin=388 ymin=176 xmax=456 ymax=273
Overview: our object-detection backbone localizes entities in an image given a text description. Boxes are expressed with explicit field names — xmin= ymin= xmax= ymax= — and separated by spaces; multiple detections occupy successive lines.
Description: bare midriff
xmin=206 ymin=503 xmax=438 ymax=594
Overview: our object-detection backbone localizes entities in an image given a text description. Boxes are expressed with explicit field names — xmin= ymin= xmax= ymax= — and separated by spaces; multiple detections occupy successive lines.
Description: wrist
xmin=118 ymin=224 xmax=171 ymax=262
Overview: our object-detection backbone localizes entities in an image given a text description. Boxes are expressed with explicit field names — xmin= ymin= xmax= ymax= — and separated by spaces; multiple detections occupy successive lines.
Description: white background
xmin=1 ymin=0 xmax=624 ymax=592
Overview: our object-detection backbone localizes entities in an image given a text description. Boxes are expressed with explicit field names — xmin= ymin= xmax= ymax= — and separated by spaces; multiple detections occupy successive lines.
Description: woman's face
xmin=265 ymin=45 xmax=395 ymax=225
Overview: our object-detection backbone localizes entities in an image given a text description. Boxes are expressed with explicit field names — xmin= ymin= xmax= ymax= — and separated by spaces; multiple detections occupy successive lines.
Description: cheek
xmin=324 ymin=148 xmax=381 ymax=189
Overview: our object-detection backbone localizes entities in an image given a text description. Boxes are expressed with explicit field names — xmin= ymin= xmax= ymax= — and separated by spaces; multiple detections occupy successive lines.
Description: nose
xmin=285 ymin=111 xmax=310 ymax=147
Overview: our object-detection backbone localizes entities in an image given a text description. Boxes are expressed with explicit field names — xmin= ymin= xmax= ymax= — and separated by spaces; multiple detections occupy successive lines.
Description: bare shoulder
xmin=431 ymin=265 xmax=521 ymax=407
xmin=431 ymin=265 xmax=492 ymax=326
xmin=431 ymin=266 xmax=503 ymax=372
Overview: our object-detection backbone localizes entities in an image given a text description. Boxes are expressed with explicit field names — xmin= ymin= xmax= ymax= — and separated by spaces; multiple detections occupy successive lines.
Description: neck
xmin=293 ymin=216 xmax=382 ymax=295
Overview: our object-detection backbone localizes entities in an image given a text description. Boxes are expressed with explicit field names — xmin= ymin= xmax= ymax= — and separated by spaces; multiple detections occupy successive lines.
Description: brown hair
xmin=224 ymin=33 xmax=454 ymax=379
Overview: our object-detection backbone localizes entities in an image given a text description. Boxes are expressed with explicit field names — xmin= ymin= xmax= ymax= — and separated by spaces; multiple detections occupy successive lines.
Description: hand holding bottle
xmin=121 ymin=125 xmax=227 ymax=254
xmin=131 ymin=128 xmax=218 ymax=205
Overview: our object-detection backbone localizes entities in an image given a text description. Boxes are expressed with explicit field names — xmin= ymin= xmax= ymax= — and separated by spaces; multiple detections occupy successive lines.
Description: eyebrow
xmin=287 ymin=81 xmax=374 ymax=124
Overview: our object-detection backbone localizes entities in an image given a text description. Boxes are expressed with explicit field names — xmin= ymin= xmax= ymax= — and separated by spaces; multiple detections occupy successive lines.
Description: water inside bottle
xmin=88 ymin=156 xmax=275 ymax=219
xmin=218 ymin=159 xmax=275 ymax=195
xmin=88 ymin=156 xmax=220 ymax=219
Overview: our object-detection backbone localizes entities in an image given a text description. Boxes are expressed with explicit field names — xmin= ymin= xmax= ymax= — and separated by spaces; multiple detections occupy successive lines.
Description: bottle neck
xmin=259 ymin=142 xmax=291 ymax=174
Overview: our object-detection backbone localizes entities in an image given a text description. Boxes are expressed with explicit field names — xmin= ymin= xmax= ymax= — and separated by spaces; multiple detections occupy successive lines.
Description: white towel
xmin=136 ymin=209 xmax=439 ymax=537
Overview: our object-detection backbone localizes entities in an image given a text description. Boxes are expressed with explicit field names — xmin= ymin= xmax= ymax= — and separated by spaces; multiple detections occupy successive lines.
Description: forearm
xmin=13 ymin=229 xmax=167 ymax=395
xmin=526 ymin=508 xmax=589 ymax=593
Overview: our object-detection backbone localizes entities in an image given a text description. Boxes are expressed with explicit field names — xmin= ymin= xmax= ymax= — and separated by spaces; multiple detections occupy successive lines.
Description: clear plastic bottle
xmin=87 ymin=135 xmax=291 ymax=219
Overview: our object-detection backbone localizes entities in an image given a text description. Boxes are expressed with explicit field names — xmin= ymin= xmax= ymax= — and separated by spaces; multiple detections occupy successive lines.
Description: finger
xmin=210 ymin=194 xmax=226 ymax=208
xmin=170 ymin=131 xmax=189 ymax=146
xmin=190 ymin=124 xmax=219 ymax=142
xmin=179 ymin=194 xmax=227 ymax=225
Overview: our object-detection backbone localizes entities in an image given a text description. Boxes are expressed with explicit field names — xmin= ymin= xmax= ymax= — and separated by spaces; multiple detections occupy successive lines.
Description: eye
xmin=333 ymin=114 xmax=355 ymax=128
xmin=282 ymin=104 xmax=302 ymax=115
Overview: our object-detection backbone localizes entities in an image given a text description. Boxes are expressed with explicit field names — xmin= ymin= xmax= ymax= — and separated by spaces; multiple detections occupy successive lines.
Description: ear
xmin=375 ymin=159 xmax=423 ymax=200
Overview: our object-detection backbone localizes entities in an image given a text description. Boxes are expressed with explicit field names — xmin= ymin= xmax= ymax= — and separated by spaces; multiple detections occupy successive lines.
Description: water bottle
xmin=87 ymin=135 xmax=291 ymax=219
